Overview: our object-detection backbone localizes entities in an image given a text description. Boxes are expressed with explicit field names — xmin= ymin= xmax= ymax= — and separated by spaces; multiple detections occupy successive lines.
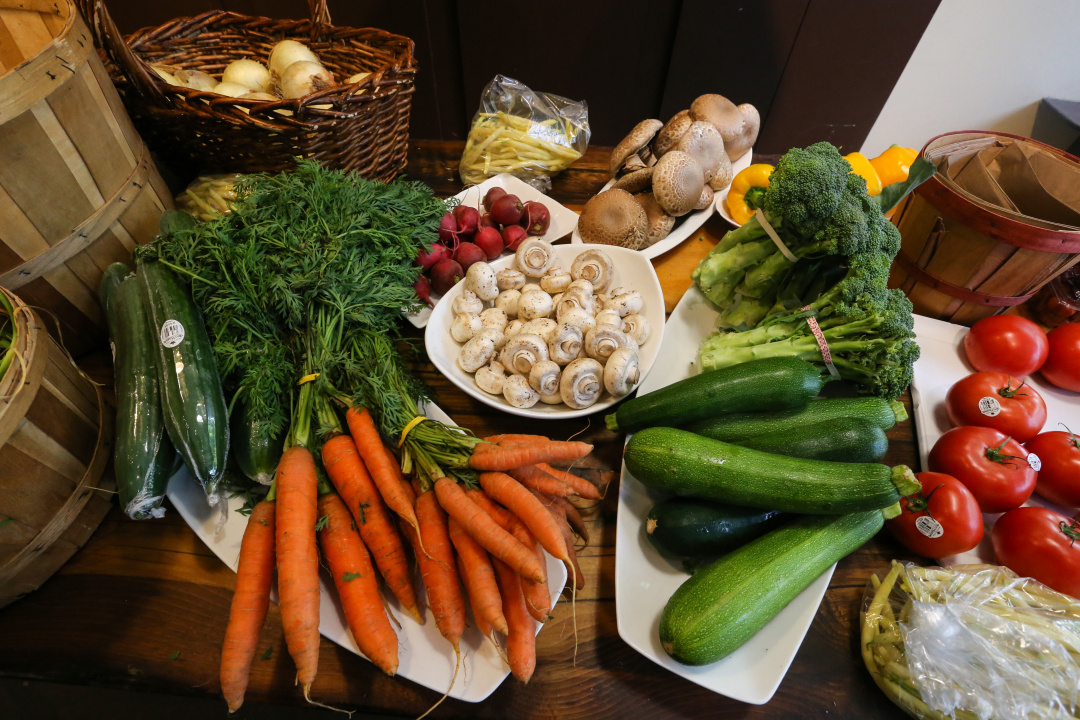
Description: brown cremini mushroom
xmin=578 ymin=188 xmax=648 ymax=250
xmin=634 ymin=192 xmax=676 ymax=248
xmin=651 ymin=150 xmax=705 ymax=217
xmin=708 ymin=150 xmax=735 ymax=191
xmin=611 ymin=167 xmax=653 ymax=193
xmin=653 ymin=110 xmax=693 ymax=158
xmin=673 ymin=121 xmax=727 ymax=184
xmin=689 ymin=94 xmax=758 ymax=163
xmin=610 ymin=119 xmax=663 ymax=177
xmin=731 ymin=103 xmax=761 ymax=162
xmin=694 ymin=185 xmax=715 ymax=211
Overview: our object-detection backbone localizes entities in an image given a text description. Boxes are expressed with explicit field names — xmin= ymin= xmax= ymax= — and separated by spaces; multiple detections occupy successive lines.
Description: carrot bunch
xmin=219 ymin=414 xmax=598 ymax=712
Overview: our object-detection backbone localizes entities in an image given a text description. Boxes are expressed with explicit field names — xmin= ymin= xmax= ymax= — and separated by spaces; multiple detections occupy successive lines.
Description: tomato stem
xmin=997 ymin=376 xmax=1029 ymax=399
xmin=1060 ymin=515 xmax=1080 ymax=547
xmin=985 ymin=436 xmax=1026 ymax=468
xmin=1060 ymin=423 xmax=1080 ymax=450
xmin=903 ymin=483 xmax=945 ymax=517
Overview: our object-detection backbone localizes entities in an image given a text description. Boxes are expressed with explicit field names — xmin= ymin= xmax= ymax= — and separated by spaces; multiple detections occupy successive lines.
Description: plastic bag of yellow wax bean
xmin=459 ymin=75 xmax=590 ymax=191
xmin=175 ymin=174 xmax=242 ymax=222
xmin=861 ymin=562 xmax=1080 ymax=720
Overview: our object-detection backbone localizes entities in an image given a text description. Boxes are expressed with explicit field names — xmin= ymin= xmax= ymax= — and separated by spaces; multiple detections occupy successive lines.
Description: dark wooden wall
xmin=101 ymin=0 xmax=940 ymax=153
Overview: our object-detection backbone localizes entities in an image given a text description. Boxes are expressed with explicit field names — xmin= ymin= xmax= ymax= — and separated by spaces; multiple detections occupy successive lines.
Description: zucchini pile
xmin=611 ymin=357 xmax=918 ymax=667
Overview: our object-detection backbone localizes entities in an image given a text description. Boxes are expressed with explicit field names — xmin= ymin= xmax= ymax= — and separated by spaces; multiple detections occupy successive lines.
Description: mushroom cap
xmin=611 ymin=167 xmax=653 ymax=194
xmin=728 ymin=103 xmax=761 ymax=162
xmin=653 ymin=110 xmax=693 ymax=158
xmin=694 ymin=184 xmax=715 ymax=211
xmin=689 ymin=94 xmax=743 ymax=140
xmin=651 ymin=151 xmax=705 ymax=217
xmin=708 ymin=150 xmax=735 ymax=191
xmin=633 ymin=192 xmax=676 ymax=248
xmin=610 ymin=119 xmax=663 ymax=177
xmin=673 ymin=121 xmax=727 ymax=184
xmin=577 ymin=189 xmax=648 ymax=250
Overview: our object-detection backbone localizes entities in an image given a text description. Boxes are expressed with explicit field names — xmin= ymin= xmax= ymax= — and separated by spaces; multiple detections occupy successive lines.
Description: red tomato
xmin=991 ymin=506 xmax=1080 ymax=599
xmin=963 ymin=315 xmax=1048 ymax=377
xmin=1025 ymin=430 xmax=1080 ymax=508
xmin=1040 ymin=323 xmax=1080 ymax=392
xmin=928 ymin=426 xmax=1037 ymax=513
xmin=885 ymin=472 xmax=984 ymax=558
xmin=944 ymin=372 xmax=1046 ymax=442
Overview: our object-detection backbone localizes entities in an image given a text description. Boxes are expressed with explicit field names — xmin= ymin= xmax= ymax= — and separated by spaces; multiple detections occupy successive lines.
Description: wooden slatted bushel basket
xmin=0 ymin=0 xmax=173 ymax=358
xmin=0 ymin=286 xmax=114 ymax=610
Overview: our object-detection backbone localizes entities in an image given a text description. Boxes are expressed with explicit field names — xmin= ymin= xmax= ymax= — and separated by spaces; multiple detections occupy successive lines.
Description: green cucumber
xmin=659 ymin=510 xmax=884 ymax=665
xmin=684 ymin=396 xmax=907 ymax=442
xmin=625 ymin=427 xmax=918 ymax=514
xmin=137 ymin=257 xmax=229 ymax=501
xmin=646 ymin=499 xmax=786 ymax=558
xmin=232 ymin=398 xmax=285 ymax=485
xmin=736 ymin=417 xmax=888 ymax=462
xmin=100 ymin=263 xmax=176 ymax=520
xmin=606 ymin=358 xmax=826 ymax=434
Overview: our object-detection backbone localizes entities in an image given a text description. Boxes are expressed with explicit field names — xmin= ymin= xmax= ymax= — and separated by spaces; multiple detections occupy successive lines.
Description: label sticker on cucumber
xmin=915 ymin=516 xmax=944 ymax=539
xmin=160 ymin=319 xmax=185 ymax=348
xmin=1028 ymin=453 xmax=1042 ymax=471
xmin=978 ymin=396 xmax=1001 ymax=417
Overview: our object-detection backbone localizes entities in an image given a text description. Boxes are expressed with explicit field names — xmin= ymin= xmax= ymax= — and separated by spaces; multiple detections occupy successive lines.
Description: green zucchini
xmin=684 ymin=396 xmax=907 ymax=442
xmin=606 ymin=358 xmax=826 ymax=434
xmin=735 ymin=417 xmax=888 ymax=462
xmin=137 ymin=257 xmax=229 ymax=501
xmin=100 ymin=263 xmax=176 ymax=519
xmin=646 ymin=499 xmax=786 ymax=558
xmin=232 ymin=398 xmax=285 ymax=485
xmin=659 ymin=510 xmax=884 ymax=665
xmin=625 ymin=427 xmax=918 ymax=514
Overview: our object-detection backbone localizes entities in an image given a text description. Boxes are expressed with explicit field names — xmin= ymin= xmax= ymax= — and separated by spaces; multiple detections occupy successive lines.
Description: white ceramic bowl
xmin=424 ymin=244 xmax=665 ymax=419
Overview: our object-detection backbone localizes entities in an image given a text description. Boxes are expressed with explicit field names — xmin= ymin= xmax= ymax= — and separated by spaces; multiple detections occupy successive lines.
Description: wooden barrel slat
xmin=6 ymin=418 xmax=89 ymax=484
xmin=0 ymin=0 xmax=172 ymax=357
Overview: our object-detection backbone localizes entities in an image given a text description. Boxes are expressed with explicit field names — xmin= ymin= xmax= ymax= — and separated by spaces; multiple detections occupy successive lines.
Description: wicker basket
xmin=0 ymin=287 xmax=114 ymax=609
xmin=0 ymin=0 xmax=173 ymax=358
xmin=78 ymin=0 xmax=416 ymax=180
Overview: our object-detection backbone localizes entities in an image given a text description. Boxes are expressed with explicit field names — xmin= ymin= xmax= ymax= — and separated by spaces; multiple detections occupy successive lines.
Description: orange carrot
xmin=478 ymin=473 xmax=570 ymax=565
xmin=550 ymin=494 xmax=590 ymax=545
xmin=508 ymin=464 xmax=576 ymax=497
xmin=534 ymin=463 xmax=603 ymax=500
xmin=346 ymin=407 xmax=423 ymax=539
xmin=484 ymin=434 xmax=548 ymax=444
xmin=321 ymin=435 xmax=421 ymax=624
xmin=317 ymin=493 xmax=398 ymax=676
xmin=275 ymin=447 xmax=321 ymax=698
xmin=447 ymin=515 xmax=508 ymax=636
xmin=492 ymin=557 xmax=536 ymax=683
xmin=470 ymin=440 xmax=593 ymax=470
xmin=541 ymin=497 xmax=586 ymax=591
xmin=414 ymin=487 xmax=465 ymax=649
xmin=433 ymin=479 xmax=545 ymax=584
xmin=221 ymin=500 xmax=276 ymax=713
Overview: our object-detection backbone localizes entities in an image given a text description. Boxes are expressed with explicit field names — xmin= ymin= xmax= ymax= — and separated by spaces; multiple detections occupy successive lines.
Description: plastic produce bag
xmin=459 ymin=74 xmax=589 ymax=190
xmin=862 ymin=562 xmax=1080 ymax=720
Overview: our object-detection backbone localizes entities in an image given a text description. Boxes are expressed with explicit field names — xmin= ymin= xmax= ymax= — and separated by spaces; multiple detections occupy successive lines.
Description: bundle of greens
xmin=693 ymin=142 xmax=932 ymax=398
xmin=138 ymin=160 xmax=478 ymax=483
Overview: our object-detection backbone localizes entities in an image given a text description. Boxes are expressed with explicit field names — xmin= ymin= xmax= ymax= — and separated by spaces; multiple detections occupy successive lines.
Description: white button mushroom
xmin=520 ymin=318 xmax=558 ymax=343
xmin=458 ymin=334 xmax=495 ymax=373
xmin=475 ymin=326 xmax=507 ymax=351
xmin=540 ymin=266 xmax=573 ymax=294
xmin=475 ymin=361 xmax=507 ymax=395
xmin=556 ymin=305 xmax=596 ymax=334
xmin=557 ymin=288 xmax=597 ymax=318
xmin=465 ymin=262 xmax=499 ymax=302
xmin=595 ymin=309 xmax=622 ymax=328
xmin=504 ymin=319 xmax=525 ymax=339
xmin=528 ymin=360 xmax=562 ymax=399
xmin=551 ymin=292 xmax=564 ymax=309
xmin=496 ymin=268 xmax=527 ymax=292
xmin=604 ymin=347 xmax=640 ymax=397
xmin=585 ymin=324 xmax=631 ymax=363
xmin=548 ymin=322 xmax=584 ymax=366
xmin=604 ymin=288 xmax=644 ymax=317
xmin=560 ymin=358 xmax=605 ymax=409
xmin=450 ymin=313 xmax=482 ymax=343
xmin=494 ymin=289 xmax=522 ymax=319
xmin=566 ymin=279 xmax=595 ymax=297
xmin=452 ymin=289 xmax=484 ymax=317
xmin=503 ymin=374 xmax=539 ymax=409
xmin=499 ymin=334 xmax=549 ymax=376
xmin=520 ymin=283 xmax=542 ymax=296
xmin=515 ymin=238 xmax=556 ymax=277
xmin=479 ymin=307 xmax=508 ymax=332
xmin=622 ymin=314 xmax=651 ymax=345
xmin=571 ymin=249 xmax=615 ymax=293
xmin=518 ymin=289 xmax=554 ymax=320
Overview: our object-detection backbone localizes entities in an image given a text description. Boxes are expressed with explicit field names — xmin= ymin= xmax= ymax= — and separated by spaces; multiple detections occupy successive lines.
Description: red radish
xmin=413 ymin=275 xmax=434 ymax=307
xmin=453 ymin=242 xmax=486 ymax=271
xmin=502 ymin=224 xmax=528 ymax=252
xmin=474 ymin=226 xmax=504 ymax=260
xmin=438 ymin=212 xmax=459 ymax=247
xmin=417 ymin=242 xmax=451 ymax=270
xmin=521 ymin=201 xmax=550 ymax=236
xmin=490 ymin=194 xmax=524 ymax=225
xmin=430 ymin=258 xmax=464 ymax=295
xmin=479 ymin=213 xmax=498 ymax=230
xmin=484 ymin=187 xmax=508 ymax=212
xmin=453 ymin=206 xmax=479 ymax=237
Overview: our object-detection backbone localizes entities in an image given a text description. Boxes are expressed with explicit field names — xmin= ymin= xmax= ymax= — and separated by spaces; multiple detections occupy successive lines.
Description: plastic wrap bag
xmin=175 ymin=174 xmax=242 ymax=222
xmin=862 ymin=562 xmax=1080 ymax=720
xmin=459 ymin=75 xmax=589 ymax=191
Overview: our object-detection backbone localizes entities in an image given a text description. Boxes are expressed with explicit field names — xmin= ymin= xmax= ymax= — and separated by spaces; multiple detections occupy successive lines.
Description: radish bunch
xmin=415 ymin=187 xmax=552 ymax=305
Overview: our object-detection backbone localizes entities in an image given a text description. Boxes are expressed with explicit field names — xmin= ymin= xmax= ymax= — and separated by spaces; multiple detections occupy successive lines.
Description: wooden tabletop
xmin=0 ymin=141 xmax=919 ymax=719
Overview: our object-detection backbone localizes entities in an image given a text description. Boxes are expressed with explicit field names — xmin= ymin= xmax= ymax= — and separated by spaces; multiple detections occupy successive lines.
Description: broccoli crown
xmin=762 ymin=142 xmax=852 ymax=238
xmin=804 ymin=251 xmax=892 ymax=320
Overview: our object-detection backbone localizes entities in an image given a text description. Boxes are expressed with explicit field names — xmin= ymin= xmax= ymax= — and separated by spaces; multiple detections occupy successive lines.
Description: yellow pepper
xmin=844 ymin=152 xmax=883 ymax=197
xmin=869 ymin=146 xmax=918 ymax=187
xmin=725 ymin=163 xmax=774 ymax=225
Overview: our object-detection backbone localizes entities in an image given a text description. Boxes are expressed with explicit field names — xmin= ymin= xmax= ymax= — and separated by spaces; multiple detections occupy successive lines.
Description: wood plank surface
xmin=0 ymin=140 xmax=917 ymax=719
